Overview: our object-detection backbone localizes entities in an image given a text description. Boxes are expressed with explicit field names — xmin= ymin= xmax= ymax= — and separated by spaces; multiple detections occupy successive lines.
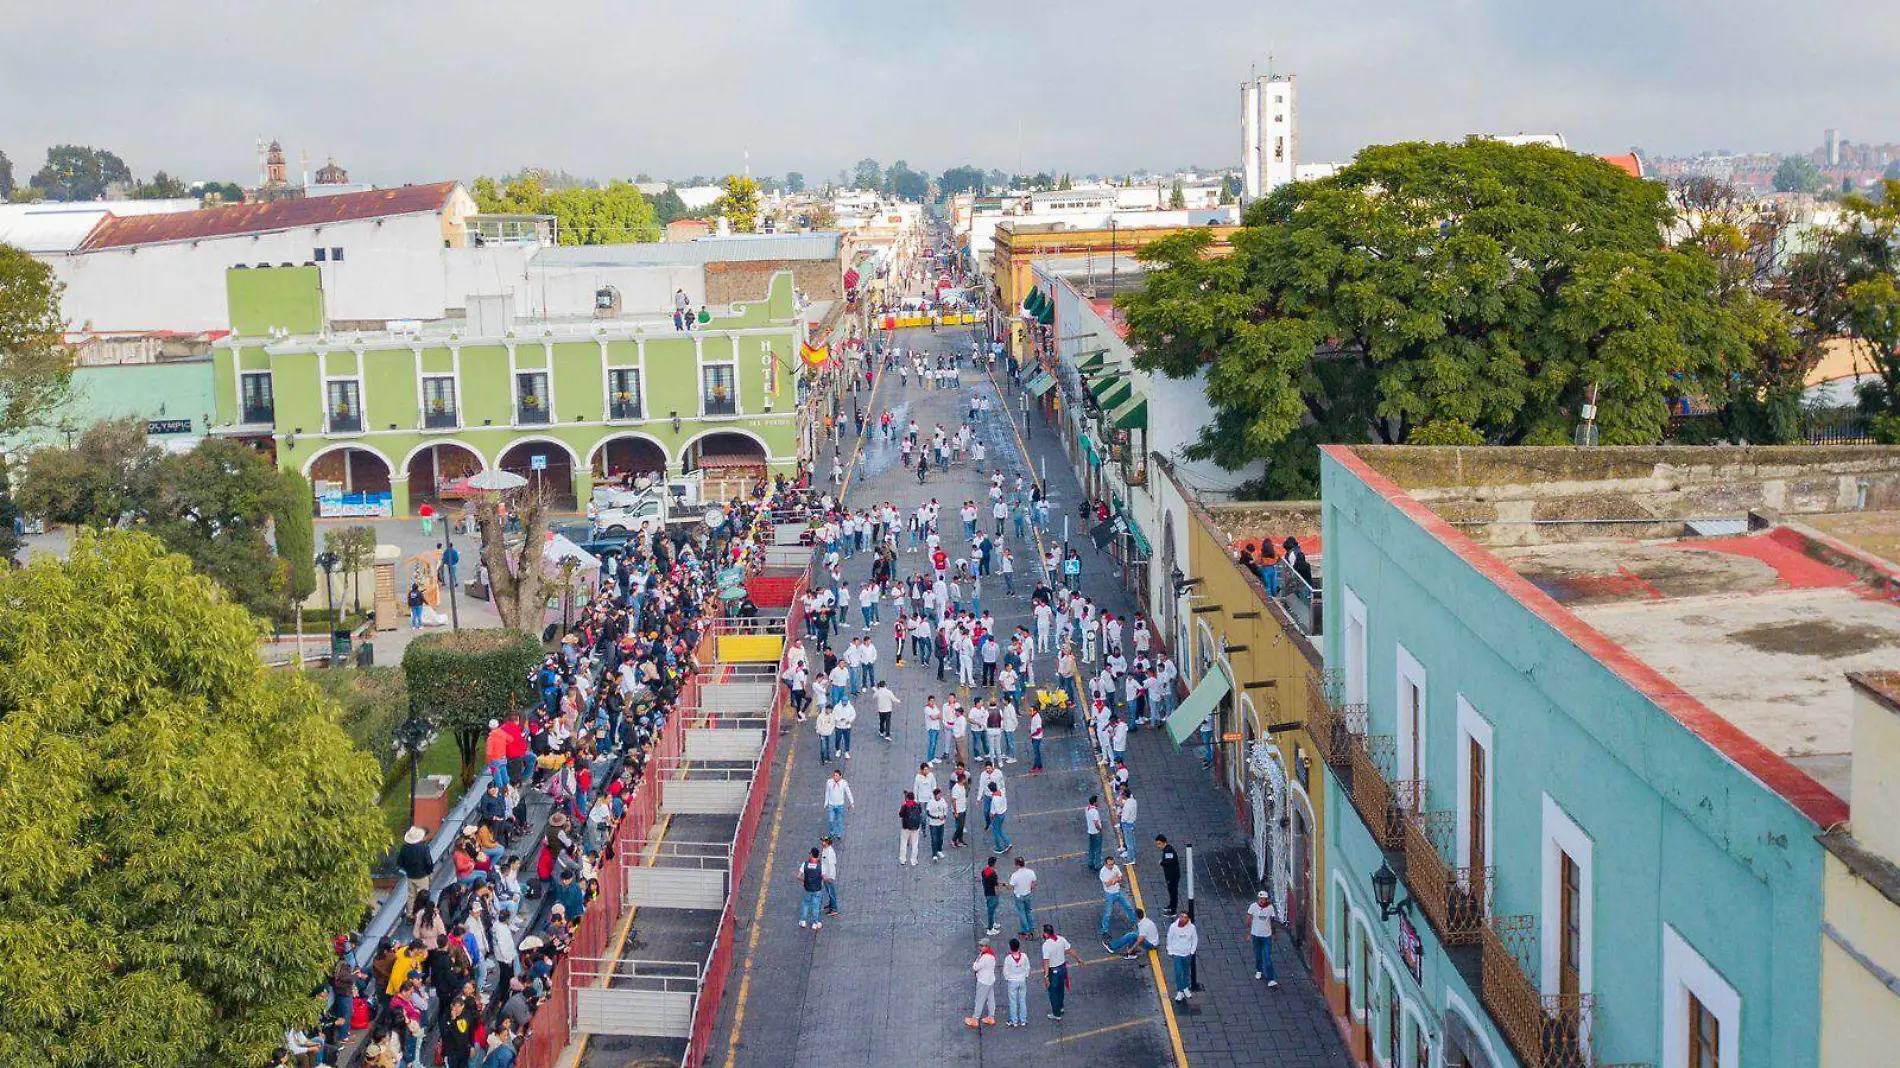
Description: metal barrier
xmin=685 ymin=727 xmax=768 ymax=762
xmin=566 ymin=957 xmax=703 ymax=1039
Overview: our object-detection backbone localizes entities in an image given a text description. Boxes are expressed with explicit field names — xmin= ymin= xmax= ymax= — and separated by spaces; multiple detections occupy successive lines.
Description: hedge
xmin=307 ymin=666 xmax=410 ymax=775
xmin=402 ymin=628 xmax=543 ymax=775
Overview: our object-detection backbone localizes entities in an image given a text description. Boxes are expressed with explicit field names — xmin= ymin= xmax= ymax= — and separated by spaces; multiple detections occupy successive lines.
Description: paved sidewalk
xmin=702 ymin=325 xmax=1347 ymax=1068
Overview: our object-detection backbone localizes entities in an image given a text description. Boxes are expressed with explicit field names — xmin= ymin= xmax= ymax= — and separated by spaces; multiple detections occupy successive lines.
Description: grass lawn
xmin=376 ymin=735 xmax=469 ymax=846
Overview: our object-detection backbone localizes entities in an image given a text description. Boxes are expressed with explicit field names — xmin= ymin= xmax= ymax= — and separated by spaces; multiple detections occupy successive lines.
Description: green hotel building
xmin=210 ymin=265 xmax=808 ymax=515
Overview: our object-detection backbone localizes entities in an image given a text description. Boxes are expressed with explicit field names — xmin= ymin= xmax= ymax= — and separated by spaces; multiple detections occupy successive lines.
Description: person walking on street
xmin=1084 ymin=796 xmax=1104 ymax=870
xmin=967 ymin=945 xmax=998 ymax=1028
xmin=951 ymin=772 xmax=969 ymax=848
xmin=1028 ymin=705 xmax=1043 ymax=771
xmin=815 ymin=704 xmax=837 ymax=764
xmin=1042 ymin=924 xmax=1081 ymax=1020
xmin=1099 ymin=858 xmax=1138 ymax=937
xmin=1248 ymin=890 xmax=1281 ymax=986
xmin=898 ymin=791 xmax=924 ymax=866
xmin=824 ymin=770 xmax=855 ymax=841
xmin=1009 ymin=857 xmax=1037 ymax=935
xmin=874 ymin=681 xmax=899 ymax=741
xmin=1156 ymin=835 xmax=1182 ymax=915
xmin=821 ymin=837 xmax=840 ymax=915
xmin=981 ymin=857 xmax=1002 ymax=935
xmin=1115 ymin=786 xmax=1138 ymax=861
xmin=988 ymin=782 xmax=1012 ymax=852
xmin=1106 ymin=907 xmax=1161 ymax=959
xmin=925 ymin=788 xmax=949 ymax=860
xmin=833 ymin=697 xmax=856 ymax=761
xmin=1166 ymin=912 xmax=1199 ymax=1000
xmin=798 ymin=848 xmax=826 ymax=930
xmin=1001 ymin=938 xmax=1032 ymax=1027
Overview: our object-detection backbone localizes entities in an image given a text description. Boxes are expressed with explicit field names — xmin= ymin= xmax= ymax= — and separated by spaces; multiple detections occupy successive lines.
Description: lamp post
xmin=315 ymin=550 xmax=340 ymax=667
xmin=393 ymin=715 xmax=438 ymax=831
xmin=1186 ymin=841 xmax=1201 ymax=991
xmin=1372 ymin=859 xmax=1411 ymax=921
xmin=439 ymin=529 xmax=462 ymax=632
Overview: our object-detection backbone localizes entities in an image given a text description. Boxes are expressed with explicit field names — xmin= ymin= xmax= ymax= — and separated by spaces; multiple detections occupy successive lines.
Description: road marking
xmin=718 ymin=705 xmax=800 ymax=1068
xmin=983 ymin=358 xmax=1191 ymax=1068
xmin=1043 ymin=1018 xmax=1149 ymax=1045
xmin=1025 ymin=851 xmax=1085 ymax=864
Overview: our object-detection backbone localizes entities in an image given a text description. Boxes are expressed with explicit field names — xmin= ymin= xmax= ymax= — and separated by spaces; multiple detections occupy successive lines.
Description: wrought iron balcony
xmin=1346 ymin=732 xmax=1409 ymax=849
xmin=1400 ymin=810 xmax=1490 ymax=946
xmin=240 ymin=403 xmax=275 ymax=425
xmin=609 ymin=398 xmax=643 ymax=421
xmin=515 ymin=402 xmax=550 ymax=425
xmin=423 ymin=407 xmax=459 ymax=429
xmin=328 ymin=411 xmax=363 ymax=434
xmin=1306 ymin=671 xmax=1361 ymax=771
xmin=1480 ymin=915 xmax=1595 ymax=1068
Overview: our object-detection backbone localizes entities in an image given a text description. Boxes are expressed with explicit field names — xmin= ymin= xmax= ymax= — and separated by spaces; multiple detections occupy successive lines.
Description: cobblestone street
xmin=701 ymin=326 xmax=1348 ymax=1068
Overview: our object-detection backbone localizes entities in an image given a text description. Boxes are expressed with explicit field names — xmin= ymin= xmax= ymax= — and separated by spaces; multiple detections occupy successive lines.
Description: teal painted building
xmin=210 ymin=266 xmax=808 ymax=514
xmin=2 ymin=359 xmax=216 ymax=456
xmin=1314 ymin=445 xmax=1868 ymax=1068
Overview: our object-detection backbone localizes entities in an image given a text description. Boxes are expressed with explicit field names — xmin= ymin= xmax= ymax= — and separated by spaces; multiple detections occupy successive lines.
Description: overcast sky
xmin=4 ymin=0 xmax=1894 ymax=188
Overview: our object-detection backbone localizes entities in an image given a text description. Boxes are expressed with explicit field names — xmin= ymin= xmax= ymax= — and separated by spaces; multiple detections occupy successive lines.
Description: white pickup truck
xmin=588 ymin=476 xmax=707 ymax=538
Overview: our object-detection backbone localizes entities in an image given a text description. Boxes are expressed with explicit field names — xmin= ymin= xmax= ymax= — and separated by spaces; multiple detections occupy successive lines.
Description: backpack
xmin=900 ymin=802 xmax=923 ymax=830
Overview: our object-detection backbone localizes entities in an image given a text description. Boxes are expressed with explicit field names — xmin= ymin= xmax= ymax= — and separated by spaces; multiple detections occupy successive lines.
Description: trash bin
xmin=329 ymin=629 xmax=353 ymax=664
xmin=356 ymin=642 xmax=375 ymax=668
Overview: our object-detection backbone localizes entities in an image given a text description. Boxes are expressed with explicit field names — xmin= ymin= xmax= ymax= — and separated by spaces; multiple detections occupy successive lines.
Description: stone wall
xmin=705 ymin=258 xmax=843 ymax=307
xmin=1351 ymin=445 xmax=1900 ymax=546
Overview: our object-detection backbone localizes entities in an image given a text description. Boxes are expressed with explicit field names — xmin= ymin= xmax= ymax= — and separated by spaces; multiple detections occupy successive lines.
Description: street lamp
xmin=315 ymin=550 xmax=340 ymax=667
xmin=392 ymin=715 xmax=439 ymax=831
xmin=1372 ymin=859 xmax=1412 ymax=921
xmin=439 ymin=528 xmax=462 ymax=632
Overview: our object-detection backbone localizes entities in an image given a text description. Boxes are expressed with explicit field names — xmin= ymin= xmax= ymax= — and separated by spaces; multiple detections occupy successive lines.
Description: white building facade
xmin=1241 ymin=72 xmax=1298 ymax=203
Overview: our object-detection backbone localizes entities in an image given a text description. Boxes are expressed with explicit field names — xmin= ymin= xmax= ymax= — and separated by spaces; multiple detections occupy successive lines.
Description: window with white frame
xmin=1396 ymin=644 xmax=1427 ymax=809
xmin=422 ymin=376 xmax=457 ymax=428
xmin=1541 ymin=795 xmax=1593 ymax=998
xmin=1343 ymin=587 xmax=1368 ymax=708
xmin=702 ymin=363 xmax=736 ymax=415
xmin=1662 ymin=926 xmax=1739 ymax=1068
xmin=1456 ymin=696 xmax=1494 ymax=883
xmin=325 ymin=379 xmax=362 ymax=434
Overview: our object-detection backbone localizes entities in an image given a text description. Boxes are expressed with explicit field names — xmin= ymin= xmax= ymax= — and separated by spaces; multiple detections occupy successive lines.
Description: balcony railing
xmin=240 ymin=404 xmax=275 ymax=425
xmin=423 ymin=408 xmax=459 ymax=429
xmin=1307 ymin=675 xmax=1360 ymax=770
xmin=1480 ymin=915 xmax=1595 ymax=1068
xmin=516 ymin=403 xmax=550 ymax=425
xmin=1346 ymin=733 xmax=1409 ymax=848
xmin=1401 ymin=810 xmax=1490 ymax=946
xmin=328 ymin=411 xmax=362 ymax=434
xmin=610 ymin=398 xmax=642 ymax=420
xmin=703 ymin=393 xmax=737 ymax=416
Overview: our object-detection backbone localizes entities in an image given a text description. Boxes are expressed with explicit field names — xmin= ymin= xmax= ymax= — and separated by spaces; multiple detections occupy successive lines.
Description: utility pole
xmin=1186 ymin=841 xmax=1201 ymax=990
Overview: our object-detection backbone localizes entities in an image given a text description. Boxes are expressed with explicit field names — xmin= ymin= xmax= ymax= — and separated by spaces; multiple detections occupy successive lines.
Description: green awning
xmin=1089 ymin=374 xmax=1124 ymax=401
xmin=1167 ymin=661 xmax=1233 ymax=745
xmin=1075 ymin=351 xmax=1108 ymax=375
xmin=1129 ymin=524 xmax=1152 ymax=557
xmin=1098 ymin=380 xmax=1132 ymax=410
xmin=1112 ymin=395 xmax=1148 ymax=432
xmin=1026 ymin=372 xmax=1057 ymax=397
xmin=1023 ymin=287 xmax=1043 ymax=313
xmin=1036 ymin=303 xmax=1055 ymax=325
xmin=1080 ymin=433 xmax=1101 ymax=468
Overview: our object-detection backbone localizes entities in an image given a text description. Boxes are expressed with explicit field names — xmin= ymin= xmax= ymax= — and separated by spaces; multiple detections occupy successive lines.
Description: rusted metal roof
xmin=79 ymin=181 xmax=458 ymax=250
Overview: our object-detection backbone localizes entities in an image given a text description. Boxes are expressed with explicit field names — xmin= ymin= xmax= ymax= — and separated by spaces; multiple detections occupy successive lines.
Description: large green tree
xmin=1119 ymin=139 xmax=1758 ymax=494
xmin=0 ymin=149 xmax=13 ymax=199
xmin=718 ymin=174 xmax=761 ymax=233
xmin=471 ymin=174 xmax=659 ymax=245
xmin=31 ymin=144 xmax=133 ymax=201
xmin=404 ymin=628 xmax=543 ymax=777
xmin=0 ymin=456 xmax=21 ymax=562
xmin=276 ymin=471 xmax=317 ymax=610
xmin=0 ymin=241 xmax=74 ymax=436
xmin=784 ymin=171 xmax=806 ymax=194
xmin=884 ymin=160 xmax=929 ymax=202
xmin=0 ymin=531 xmax=385 ymax=1068
xmin=852 ymin=158 xmax=884 ymax=192
xmin=1773 ymin=155 xmax=1823 ymax=194
xmin=1836 ymin=180 xmax=1900 ymax=440
xmin=135 ymin=170 xmax=189 ymax=200
xmin=18 ymin=427 xmax=296 ymax=617
xmin=939 ymin=165 xmax=986 ymax=196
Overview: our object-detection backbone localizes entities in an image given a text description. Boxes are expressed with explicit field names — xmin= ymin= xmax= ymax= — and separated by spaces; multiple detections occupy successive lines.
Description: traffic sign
xmin=530 ymin=454 xmax=548 ymax=471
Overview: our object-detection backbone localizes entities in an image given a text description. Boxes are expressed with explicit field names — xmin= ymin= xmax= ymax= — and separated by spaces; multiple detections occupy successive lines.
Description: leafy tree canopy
xmin=940 ymin=166 xmax=986 ymax=196
xmin=0 ymin=242 xmax=73 ymax=436
xmin=0 ymin=531 xmax=385 ymax=1068
xmin=785 ymin=171 xmax=806 ymax=194
xmin=1773 ymin=154 xmax=1823 ymax=194
xmin=852 ymin=158 xmax=883 ymax=192
xmin=135 ymin=170 xmax=188 ymax=200
xmin=404 ymin=628 xmax=542 ymax=775
xmin=718 ymin=174 xmax=761 ymax=233
xmin=31 ymin=144 xmax=132 ymax=201
xmin=471 ymin=174 xmax=659 ymax=245
xmin=1119 ymin=139 xmax=1759 ymax=492
xmin=884 ymin=160 xmax=929 ymax=202
xmin=0 ymin=149 xmax=13 ymax=199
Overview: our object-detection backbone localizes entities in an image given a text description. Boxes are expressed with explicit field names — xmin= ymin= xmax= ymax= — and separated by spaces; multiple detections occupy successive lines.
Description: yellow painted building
xmin=987 ymin=220 xmax=1238 ymax=360
xmin=1819 ymin=672 xmax=1900 ymax=1066
xmin=1163 ymin=462 xmax=1335 ymax=973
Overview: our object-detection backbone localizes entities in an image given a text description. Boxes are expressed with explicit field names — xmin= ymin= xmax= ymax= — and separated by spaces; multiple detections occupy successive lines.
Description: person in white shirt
xmin=998 ymin=699 xmax=1019 ymax=764
xmin=1111 ymin=716 xmax=1130 ymax=764
xmin=967 ymin=946 xmax=998 ymax=1028
xmin=1040 ymin=924 xmax=1083 ymax=1020
xmin=1000 ymin=938 xmax=1033 ymax=1027
xmin=925 ymin=788 xmax=950 ymax=859
xmin=1166 ymin=913 xmax=1199 ymax=1000
xmin=1008 ymin=858 xmax=1037 ymax=934
xmin=832 ymin=697 xmax=857 ymax=760
xmin=872 ymin=678 xmax=897 ymax=740
xmin=950 ymin=772 xmax=970 ymax=848
xmin=821 ymin=837 xmax=840 ymax=914
xmin=923 ymin=697 xmax=944 ymax=763
xmin=1107 ymin=905 xmax=1161 ymax=959
xmin=814 ymin=705 xmax=837 ymax=764
xmin=946 ymin=700 xmax=968 ymax=766
xmin=823 ymin=770 xmax=855 ymax=840
xmin=1099 ymin=858 xmax=1138 ymax=937
xmin=983 ymin=701 xmax=1004 ymax=758
xmin=1132 ymin=616 xmax=1152 ymax=655
xmin=1116 ymin=787 xmax=1138 ymax=861
xmin=1247 ymin=890 xmax=1281 ymax=986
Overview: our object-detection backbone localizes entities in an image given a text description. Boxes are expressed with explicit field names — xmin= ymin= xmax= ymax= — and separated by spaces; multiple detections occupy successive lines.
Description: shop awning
xmin=1128 ymin=523 xmax=1152 ymax=557
xmin=1026 ymin=372 xmax=1057 ymax=397
xmin=1075 ymin=351 xmax=1108 ymax=375
xmin=1023 ymin=287 xmax=1043 ymax=313
xmin=1112 ymin=395 xmax=1149 ymax=432
xmin=1166 ymin=661 xmax=1233 ymax=745
xmin=1089 ymin=374 xmax=1125 ymax=401
xmin=1080 ymin=433 xmax=1102 ymax=468
xmin=1036 ymin=303 xmax=1055 ymax=325
xmin=1097 ymin=380 xmax=1133 ymax=411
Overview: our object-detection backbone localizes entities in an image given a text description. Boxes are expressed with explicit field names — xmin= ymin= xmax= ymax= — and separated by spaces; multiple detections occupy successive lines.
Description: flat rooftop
xmin=1499 ymin=524 xmax=1900 ymax=799
xmin=1339 ymin=445 xmax=1900 ymax=823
